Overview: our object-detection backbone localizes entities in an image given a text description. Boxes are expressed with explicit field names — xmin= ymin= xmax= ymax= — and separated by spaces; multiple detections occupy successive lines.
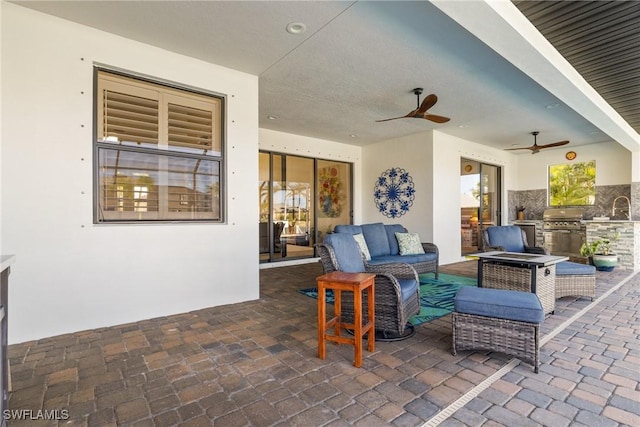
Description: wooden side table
xmin=317 ymin=271 xmax=375 ymax=367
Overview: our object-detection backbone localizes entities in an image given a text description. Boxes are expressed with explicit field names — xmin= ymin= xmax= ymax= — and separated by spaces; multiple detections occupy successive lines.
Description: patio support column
xmin=631 ymin=151 xmax=640 ymax=221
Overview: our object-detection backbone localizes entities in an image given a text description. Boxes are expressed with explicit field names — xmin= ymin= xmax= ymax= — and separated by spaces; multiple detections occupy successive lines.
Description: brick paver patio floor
xmin=6 ymin=261 xmax=639 ymax=426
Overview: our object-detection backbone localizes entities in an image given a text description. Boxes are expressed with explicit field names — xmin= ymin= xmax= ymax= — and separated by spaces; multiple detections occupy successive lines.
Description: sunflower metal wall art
xmin=374 ymin=167 xmax=415 ymax=218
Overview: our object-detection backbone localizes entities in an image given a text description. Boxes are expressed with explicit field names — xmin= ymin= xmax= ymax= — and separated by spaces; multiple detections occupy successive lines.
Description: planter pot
xmin=592 ymin=254 xmax=617 ymax=271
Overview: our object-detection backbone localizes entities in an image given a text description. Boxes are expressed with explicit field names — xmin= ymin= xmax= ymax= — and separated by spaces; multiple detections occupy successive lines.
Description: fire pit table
xmin=474 ymin=251 xmax=569 ymax=315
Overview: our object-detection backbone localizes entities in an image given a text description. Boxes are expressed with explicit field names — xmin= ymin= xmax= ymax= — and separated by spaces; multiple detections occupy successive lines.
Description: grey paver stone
xmin=515 ymin=389 xmax=553 ymax=408
xmin=242 ymin=400 xmax=282 ymax=426
xmin=452 ymin=407 xmax=488 ymax=426
xmin=484 ymin=405 xmax=539 ymax=427
xmin=547 ymin=400 xmax=579 ymax=420
xmin=610 ymin=395 xmax=640 ymax=416
xmin=391 ymin=411 xmax=423 ymax=427
xmin=575 ymin=409 xmax=618 ymax=427
xmin=530 ymin=407 xmax=571 ymax=427
xmin=403 ymin=398 xmax=439 ymax=419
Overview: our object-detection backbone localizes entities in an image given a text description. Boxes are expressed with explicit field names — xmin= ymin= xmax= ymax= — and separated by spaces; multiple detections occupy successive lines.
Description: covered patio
xmin=7 ymin=262 xmax=638 ymax=426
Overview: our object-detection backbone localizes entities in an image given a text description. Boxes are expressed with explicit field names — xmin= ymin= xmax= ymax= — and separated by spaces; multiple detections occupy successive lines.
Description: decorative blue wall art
xmin=374 ymin=167 xmax=415 ymax=218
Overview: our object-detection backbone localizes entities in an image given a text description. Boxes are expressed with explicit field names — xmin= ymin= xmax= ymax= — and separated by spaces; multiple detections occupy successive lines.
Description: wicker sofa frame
xmin=317 ymin=242 xmax=420 ymax=338
xmin=404 ymin=242 xmax=439 ymax=276
xmin=452 ymin=311 xmax=540 ymax=373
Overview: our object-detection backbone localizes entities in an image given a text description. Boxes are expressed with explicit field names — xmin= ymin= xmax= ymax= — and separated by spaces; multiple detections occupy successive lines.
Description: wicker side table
xmin=317 ymin=271 xmax=375 ymax=368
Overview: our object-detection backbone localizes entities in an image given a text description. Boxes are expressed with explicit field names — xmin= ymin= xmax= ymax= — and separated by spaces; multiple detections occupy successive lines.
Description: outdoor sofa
xmin=333 ymin=222 xmax=439 ymax=278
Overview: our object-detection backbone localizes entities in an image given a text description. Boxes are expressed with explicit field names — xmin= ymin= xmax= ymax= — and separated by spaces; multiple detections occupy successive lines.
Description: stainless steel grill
xmin=543 ymin=208 xmax=586 ymax=259
xmin=543 ymin=207 xmax=584 ymax=231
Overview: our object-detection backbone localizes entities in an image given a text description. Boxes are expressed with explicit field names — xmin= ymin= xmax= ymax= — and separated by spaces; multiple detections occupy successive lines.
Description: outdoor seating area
xmin=6 ymin=261 xmax=638 ymax=426
xmin=316 ymin=233 xmax=420 ymax=339
xmin=333 ymin=223 xmax=439 ymax=278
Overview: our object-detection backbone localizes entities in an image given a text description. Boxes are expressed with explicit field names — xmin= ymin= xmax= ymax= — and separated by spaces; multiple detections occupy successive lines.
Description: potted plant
xmin=589 ymin=231 xmax=620 ymax=271
xmin=579 ymin=241 xmax=598 ymax=265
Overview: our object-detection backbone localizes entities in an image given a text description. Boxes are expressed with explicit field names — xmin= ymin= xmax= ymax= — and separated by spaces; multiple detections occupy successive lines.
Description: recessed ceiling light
xmin=350 ymin=134 xmax=358 ymax=138
xmin=267 ymin=115 xmax=278 ymax=120
xmin=286 ymin=22 xmax=306 ymax=35
xmin=458 ymin=125 xmax=468 ymax=129
xmin=545 ymin=103 xmax=560 ymax=109
xmin=511 ymin=143 xmax=521 ymax=147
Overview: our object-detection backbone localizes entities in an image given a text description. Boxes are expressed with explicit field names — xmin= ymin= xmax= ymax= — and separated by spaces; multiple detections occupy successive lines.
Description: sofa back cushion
xmin=334 ymin=224 xmax=363 ymax=235
xmin=361 ymin=223 xmax=391 ymax=257
xmin=324 ymin=233 xmax=365 ymax=273
xmin=384 ymin=224 xmax=407 ymax=255
xmin=486 ymin=226 xmax=526 ymax=253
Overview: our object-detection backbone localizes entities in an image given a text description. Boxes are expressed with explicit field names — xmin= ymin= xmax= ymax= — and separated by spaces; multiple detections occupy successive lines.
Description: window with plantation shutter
xmin=95 ymin=70 xmax=224 ymax=223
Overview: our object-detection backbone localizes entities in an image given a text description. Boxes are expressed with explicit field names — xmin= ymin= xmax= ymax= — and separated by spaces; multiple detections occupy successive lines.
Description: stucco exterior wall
xmin=1 ymin=4 xmax=260 ymax=343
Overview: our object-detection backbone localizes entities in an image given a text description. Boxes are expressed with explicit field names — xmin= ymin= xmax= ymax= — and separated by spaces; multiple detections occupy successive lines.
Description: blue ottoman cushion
xmin=555 ymin=261 xmax=596 ymax=276
xmin=455 ymin=287 xmax=544 ymax=324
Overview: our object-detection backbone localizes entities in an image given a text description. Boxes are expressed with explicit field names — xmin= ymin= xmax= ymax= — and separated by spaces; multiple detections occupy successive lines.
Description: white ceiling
xmin=13 ymin=0 xmax=640 ymax=152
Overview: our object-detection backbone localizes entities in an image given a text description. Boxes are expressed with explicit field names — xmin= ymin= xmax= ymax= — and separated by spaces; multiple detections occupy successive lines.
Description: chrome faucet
xmin=612 ymin=195 xmax=631 ymax=219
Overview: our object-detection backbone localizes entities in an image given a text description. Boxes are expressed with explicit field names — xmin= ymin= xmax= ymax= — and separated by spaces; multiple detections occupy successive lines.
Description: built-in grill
xmin=543 ymin=207 xmax=586 ymax=260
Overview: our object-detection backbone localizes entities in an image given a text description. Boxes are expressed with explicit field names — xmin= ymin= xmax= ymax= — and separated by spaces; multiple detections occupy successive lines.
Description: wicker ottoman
xmin=452 ymin=287 xmax=545 ymax=373
xmin=555 ymin=261 xmax=596 ymax=301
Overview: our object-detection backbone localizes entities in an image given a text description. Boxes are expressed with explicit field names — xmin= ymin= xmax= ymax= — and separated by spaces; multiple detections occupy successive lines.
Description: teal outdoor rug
xmin=298 ymin=273 xmax=476 ymax=325
xmin=409 ymin=273 xmax=477 ymax=326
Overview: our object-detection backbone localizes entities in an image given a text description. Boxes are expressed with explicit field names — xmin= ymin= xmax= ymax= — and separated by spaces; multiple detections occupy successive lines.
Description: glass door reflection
xmin=460 ymin=159 xmax=501 ymax=255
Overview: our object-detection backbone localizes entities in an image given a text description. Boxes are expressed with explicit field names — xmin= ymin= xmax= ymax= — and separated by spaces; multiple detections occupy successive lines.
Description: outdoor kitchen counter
xmin=583 ymin=221 xmax=640 ymax=269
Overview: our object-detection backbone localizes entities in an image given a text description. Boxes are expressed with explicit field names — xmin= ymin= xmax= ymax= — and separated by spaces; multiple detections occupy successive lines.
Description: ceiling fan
xmin=376 ymin=88 xmax=451 ymax=123
xmin=505 ymin=131 xmax=569 ymax=154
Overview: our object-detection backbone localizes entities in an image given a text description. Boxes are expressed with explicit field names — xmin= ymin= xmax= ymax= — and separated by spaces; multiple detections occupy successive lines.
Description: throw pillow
xmin=352 ymin=233 xmax=372 ymax=261
xmin=395 ymin=232 xmax=425 ymax=255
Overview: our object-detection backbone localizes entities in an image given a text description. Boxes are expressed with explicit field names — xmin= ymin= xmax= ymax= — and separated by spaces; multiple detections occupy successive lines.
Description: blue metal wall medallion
xmin=374 ymin=167 xmax=415 ymax=218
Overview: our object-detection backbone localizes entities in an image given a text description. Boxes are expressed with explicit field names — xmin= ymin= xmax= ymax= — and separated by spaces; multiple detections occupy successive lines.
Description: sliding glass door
xmin=460 ymin=159 xmax=501 ymax=255
xmin=259 ymin=152 xmax=352 ymax=262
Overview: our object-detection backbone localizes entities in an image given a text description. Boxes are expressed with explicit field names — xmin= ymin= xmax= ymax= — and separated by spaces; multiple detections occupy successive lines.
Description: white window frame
xmin=94 ymin=69 xmax=225 ymax=223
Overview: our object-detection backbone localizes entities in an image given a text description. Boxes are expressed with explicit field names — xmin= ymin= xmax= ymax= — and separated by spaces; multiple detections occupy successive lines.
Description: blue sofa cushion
xmin=367 ymin=253 xmax=437 ymax=265
xmin=397 ymin=278 xmax=419 ymax=303
xmin=486 ymin=226 xmax=526 ymax=252
xmin=361 ymin=223 xmax=391 ymax=258
xmin=334 ymin=224 xmax=363 ymax=235
xmin=454 ymin=287 xmax=544 ymax=324
xmin=324 ymin=233 xmax=365 ymax=273
xmin=385 ymin=224 xmax=407 ymax=255
xmin=556 ymin=261 xmax=596 ymax=276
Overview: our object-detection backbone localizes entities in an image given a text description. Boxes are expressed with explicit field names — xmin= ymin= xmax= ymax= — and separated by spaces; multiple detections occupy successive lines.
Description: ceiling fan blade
xmin=377 ymin=92 xmax=450 ymax=123
xmin=538 ymin=140 xmax=570 ymax=149
xmin=423 ymin=114 xmax=450 ymax=123
xmin=376 ymin=115 xmax=408 ymax=122
xmin=376 ymin=108 xmax=420 ymax=122
xmin=504 ymin=146 xmax=535 ymax=151
xmin=416 ymin=94 xmax=438 ymax=114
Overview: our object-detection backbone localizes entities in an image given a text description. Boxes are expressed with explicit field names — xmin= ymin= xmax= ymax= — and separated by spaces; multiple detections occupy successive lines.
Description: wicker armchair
xmin=317 ymin=233 xmax=420 ymax=340
xmin=482 ymin=225 xmax=548 ymax=255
